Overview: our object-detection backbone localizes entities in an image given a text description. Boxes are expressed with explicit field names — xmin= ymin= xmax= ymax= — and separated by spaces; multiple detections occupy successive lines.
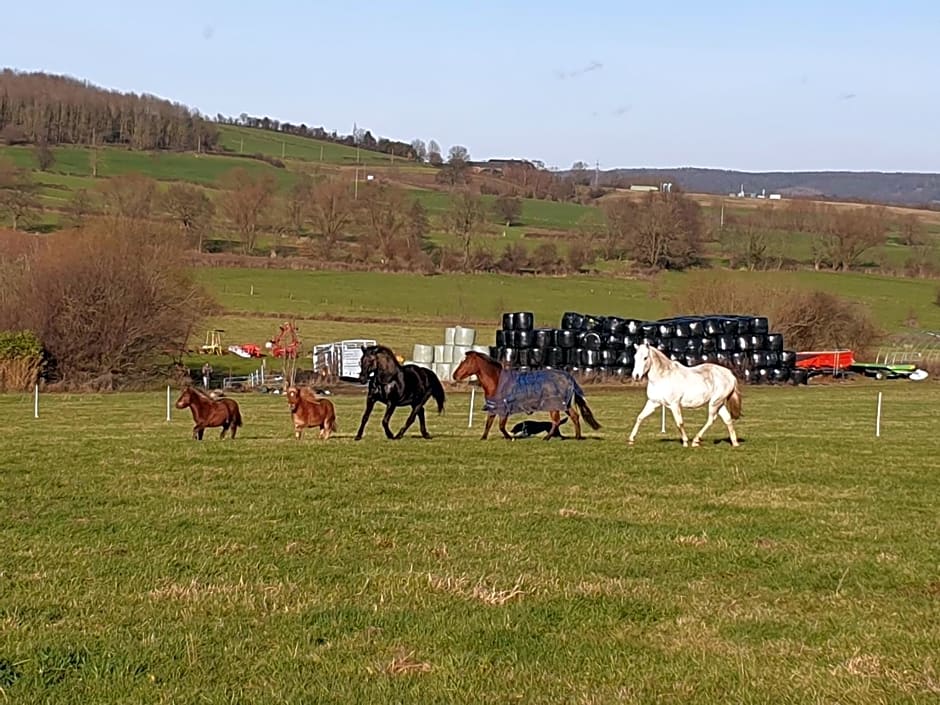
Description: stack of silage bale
xmin=491 ymin=311 xmax=806 ymax=385
xmin=407 ymin=325 xmax=489 ymax=381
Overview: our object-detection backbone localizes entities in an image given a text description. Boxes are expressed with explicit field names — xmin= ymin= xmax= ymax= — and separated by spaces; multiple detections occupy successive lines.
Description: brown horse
xmin=175 ymin=386 xmax=243 ymax=440
xmin=287 ymin=386 xmax=337 ymax=440
xmin=452 ymin=351 xmax=600 ymax=441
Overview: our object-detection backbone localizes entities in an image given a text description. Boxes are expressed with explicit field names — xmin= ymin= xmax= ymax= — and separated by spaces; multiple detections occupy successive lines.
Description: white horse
xmin=628 ymin=344 xmax=742 ymax=447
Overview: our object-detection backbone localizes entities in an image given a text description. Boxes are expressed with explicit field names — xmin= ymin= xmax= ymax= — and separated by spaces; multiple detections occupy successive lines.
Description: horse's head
xmin=286 ymin=386 xmax=301 ymax=412
xmin=452 ymin=352 xmax=478 ymax=382
xmin=632 ymin=344 xmax=652 ymax=381
xmin=359 ymin=345 xmax=399 ymax=383
xmin=175 ymin=386 xmax=194 ymax=409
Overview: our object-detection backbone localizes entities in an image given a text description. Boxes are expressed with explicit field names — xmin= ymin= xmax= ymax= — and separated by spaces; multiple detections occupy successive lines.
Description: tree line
xmin=0 ymin=69 xmax=218 ymax=151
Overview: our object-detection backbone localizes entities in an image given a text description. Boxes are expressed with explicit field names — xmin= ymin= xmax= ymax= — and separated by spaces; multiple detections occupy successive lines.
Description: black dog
xmin=510 ymin=417 xmax=567 ymax=439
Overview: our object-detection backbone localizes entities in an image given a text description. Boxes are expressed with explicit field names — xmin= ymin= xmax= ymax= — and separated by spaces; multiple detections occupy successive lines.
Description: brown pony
xmin=452 ymin=351 xmax=600 ymax=441
xmin=175 ymin=386 xmax=243 ymax=440
xmin=287 ymin=386 xmax=337 ymax=440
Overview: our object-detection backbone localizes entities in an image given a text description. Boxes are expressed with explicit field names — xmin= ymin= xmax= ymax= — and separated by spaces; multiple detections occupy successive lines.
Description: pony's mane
xmin=185 ymin=385 xmax=211 ymax=400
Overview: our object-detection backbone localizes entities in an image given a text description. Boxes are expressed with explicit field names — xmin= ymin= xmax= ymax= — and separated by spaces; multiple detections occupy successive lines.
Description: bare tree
xmin=219 ymin=168 xmax=276 ymax=253
xmin=446 ymin=190 xmax=486 ymax=270
xmin=358 ymin=184 xmax=409 ymax=265
xmin=284 ymin=173 xmax=314 ymax=236
xmin=494 ymin=195 xmax=523 ymax=226
xmin=0 ymin=159 xmax=40 ymax=230
xmin=66 ymin=188 xmax=94 ymax=228
xmin=35 ymin=138 xmax=55 ymax=171
xmin=427 ymin=140 xmax=443 ymax=166
xmin=410 ymin=139 xmax=427 ymax=163
xmin=720 ymin=215 xmax=770 ymax=270
xmin=310 ymin=179 xmax=354 ymax=250
xmin=437 ymin=145 xmax=471 ymax=186
xmin=161 ymin=183 xmax=215 ymax=252
xmin=898 ymin=213 xmax=927 ymax=246
xmin=98 ymin=172 xmax=157 ymax=222
xmin=820 ymin=205 xmax=888 ymax=271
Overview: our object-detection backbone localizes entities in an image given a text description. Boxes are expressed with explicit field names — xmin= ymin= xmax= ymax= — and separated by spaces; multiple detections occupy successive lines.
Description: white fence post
xmin=34 ymin=384 xmax=39 ymax=419
xmin=468 ymin=386 xmax=476 ymax=428
xmin=875 ymin=392 xmax=883 ymax=437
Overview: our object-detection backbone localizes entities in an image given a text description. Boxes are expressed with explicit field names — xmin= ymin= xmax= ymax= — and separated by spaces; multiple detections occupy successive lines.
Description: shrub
xmin=670 ymin=273 xmax=881 ymax=356
xmin=0 ymin=223 xmax=214 ymax=388
xmin=0 ymin=329 xmax=43 ymax=391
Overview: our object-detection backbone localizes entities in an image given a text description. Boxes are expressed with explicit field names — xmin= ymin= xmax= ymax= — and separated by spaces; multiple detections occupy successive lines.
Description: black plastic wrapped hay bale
xmin=626 ymin=319 xmax=642 ymax=335
xmin=641 ymin=322 xmax=658 ymax=338
xmin=512 ymin=311 xmax=534 ymax=331
xmin=501 ymin=313 xmax=513 ymax=331
xmin=704 ymin=318 xmax=722 ymax=336
xmin=731 ymin=351 xmax=748 ymax=368
xmin=668 ymin=352 xmax=684 ymax=363
xmin=780 ymin=350 xmax=797 ymax=367
xmin=765 ymin=351 xmax=780 ymax=367
xmin=599 ymin=349 xmax=617 ymax=367
xmin=688 ymin=319 xmax=704 ymax=336
xmin=616 ymin=350 xmax=635 ymax=367
xmin=498 ymin=347 xmax=516 ymax=366
xmin=750 ymin=351 xmax=769 ymax=368
xmin=565 ymin=348 xmax=581 ymax=366
xmin=701 ymin=337 xmax=716 ymax=353
xmin=561 ymin=312 xmax=585 ymax=330
xmin=790 ymin=368 xmax=809 ymax=385
xmin=674 ymin=320 xmax=692 ymax=338
xmin=748 ymin=334 xmax=767 ymax=350
xmin=580 ymin=349 xmax=601 ymax=367
xmin=516 ymin=348 xmax=531 ymax=367
xmin=603 ymin=334 xmax=625 ymax=351
xmin=750 ymin=316 xmax=770 ymax=335
xmin=556 ymin=329 xmax=578 ymax=349
xmin=604 ymin=316 xmax=627 ymax=335
xmin=545 ymin=346 xmax=565 ymax=368
xmin=736 ymin=336 xmax=752 ymax=352
xmin=766 ymin=333 xmax=784 ymax=352
xmin=495 ymin=329 xmax=507 ymax=347
xmin=513 ymin=329 xmax=534 ymax=348
xmin=489 ymin=346 xmax=499 ymax=359
xmin=771 ymin=367 xmax=790 ymax=384
xmin=717 ymin=335 xmax=736 ymax=352
xmin=656 ymin=322 xmax=675 ymax=338
xmin=533 ymin=328 xmax=554 ymax=349
xmin=580 ymin=332 xmax=603 ymax=351
xmin=582 ymin=314 xmax=605 ymax=332
xmin=528 ymin=346 xmax=545 ymax=367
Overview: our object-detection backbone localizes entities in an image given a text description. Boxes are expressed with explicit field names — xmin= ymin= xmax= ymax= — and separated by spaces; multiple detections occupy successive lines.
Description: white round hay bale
xmin=454 ymin=326 xmax=475 ymax=346
xmin=454 ymin=345 xmax=471 ymax=361
xmin=441 ymin=345 xmax=455 ymax=363
xmin=434 ymin=362 xmax=453 ymax=381
xmin=412 ymin=343 xmax=434 ymax=363
xmin=471 ymin=345 xmax=490 ymax=355
xmin=433 ymin=344 xmax=446 ymax=362
xmin=444 ymin=327 xmax=457 ymax=345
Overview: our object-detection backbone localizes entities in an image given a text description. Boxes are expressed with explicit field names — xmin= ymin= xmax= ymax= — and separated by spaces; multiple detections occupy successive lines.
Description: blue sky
xmin=6 ymin=1 xmax=938 ymax=172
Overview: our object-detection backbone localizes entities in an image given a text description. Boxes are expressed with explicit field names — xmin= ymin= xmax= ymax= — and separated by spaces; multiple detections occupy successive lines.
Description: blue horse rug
xmin=483 ymin=368 xmax=583 ymax=417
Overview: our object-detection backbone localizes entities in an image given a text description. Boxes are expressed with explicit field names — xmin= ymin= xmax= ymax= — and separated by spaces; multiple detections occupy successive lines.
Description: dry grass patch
xmin=426 ymin=573 xmax=527 ymax=605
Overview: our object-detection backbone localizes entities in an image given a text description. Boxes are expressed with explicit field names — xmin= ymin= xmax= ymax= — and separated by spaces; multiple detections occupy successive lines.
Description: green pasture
xmin=1 ymin=382 xmax=938 ymax=703
xmin=216 ymin=125 xmax=408 ymax=167
xmin=0 ymin=144 xmax=293 ymax=188
xmin=192 ymin=267 xmax=940 ymax=338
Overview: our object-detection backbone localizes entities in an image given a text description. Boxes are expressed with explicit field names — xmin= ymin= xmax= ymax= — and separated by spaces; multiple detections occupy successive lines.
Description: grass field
xmin=216 ymin=125 xmax=413 ymax=168
xmin=1 ymin=382 xmax=938 ymax=703
xmin=193 ymin=267 xmax=940 ymax=336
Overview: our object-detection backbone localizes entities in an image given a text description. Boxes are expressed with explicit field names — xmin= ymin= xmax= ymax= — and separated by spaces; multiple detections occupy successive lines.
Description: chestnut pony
xmin=175 ymin=386 xmax=243 ymax=440
xmin=452 ymin=351 xmax=600 ymax=440
xmin=286 ymin=386 xmax=337 ymax=440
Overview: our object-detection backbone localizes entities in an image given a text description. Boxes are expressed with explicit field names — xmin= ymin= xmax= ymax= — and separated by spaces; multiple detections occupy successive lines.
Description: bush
xmin=0 ymin=223 xmax=214 ymax=387
xmin=670 ymin=273 xmax=881 ymax=356
xmin=0 ymin=329 xmax=43 ymax=391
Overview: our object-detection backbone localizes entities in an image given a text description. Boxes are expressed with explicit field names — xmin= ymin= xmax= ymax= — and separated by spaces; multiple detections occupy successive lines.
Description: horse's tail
xmin=575 ymin=394 xmax=601 ymax=430
xmin=232 ymin=402 xmax=244 ymax=428
xmin=428 ymin=372 xmax=446 ymax=414
xmin=725 ymin=380 xmax=743 ymax=420
xmin=327 ymin=400 xmax=338 ymax=433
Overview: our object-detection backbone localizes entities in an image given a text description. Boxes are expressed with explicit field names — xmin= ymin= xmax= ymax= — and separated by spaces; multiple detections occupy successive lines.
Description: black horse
xmin=355 ymin=344 xmax=446 ymax=440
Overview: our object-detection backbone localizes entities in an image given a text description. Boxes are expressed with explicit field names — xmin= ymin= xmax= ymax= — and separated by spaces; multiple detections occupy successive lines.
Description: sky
xmin=5 ymin=1 xmax=939 ymax=173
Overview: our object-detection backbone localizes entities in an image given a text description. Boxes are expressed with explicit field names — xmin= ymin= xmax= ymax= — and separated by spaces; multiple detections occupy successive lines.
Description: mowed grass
xmin=1 ymin=382 xmax=938 ymax=703
xmin=193 ymin=267 xmax=940 ymax=335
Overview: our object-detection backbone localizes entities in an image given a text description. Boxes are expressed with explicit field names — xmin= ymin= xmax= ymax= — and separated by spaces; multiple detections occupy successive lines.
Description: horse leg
xmin=627 ymin=399 xmax=659 ymax=445
xmin=192 ymin=425 xmax=200 ymax=441
xmin=544 ymin=410 xmax=562 ymax=441
xmin=417 ymin=407 xmax=432 ymax=439
xmin=481 ymin=413 xmax=496 ymax=440
xmin=668 ymin=404 xmax=690 ymax=447
xmin=499 ymin=415 xmax=512 ymax=440
xmin=381 ymin=404 xmax=398 ymax=439
xmin=394 ymin=405 xmax=422 ymax=439
xmin=295 ymin=424 xmax=304 ymax=440
xmin=566 ymin=406 xmax=583 ymax=440
xmin=717 ymin=405 xmax=740 ymax=447
xmin=220 ymin=422 xmax=228 ymax=439
xmin=691 ymin=403 xmax=721 ymax=447
xmin=354 ymin=399 xmax=377 ymax=441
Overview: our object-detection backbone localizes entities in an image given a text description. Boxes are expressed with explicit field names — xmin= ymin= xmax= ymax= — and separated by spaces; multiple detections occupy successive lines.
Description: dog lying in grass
xmin=510 ymin=417 xmax=567 ymax=439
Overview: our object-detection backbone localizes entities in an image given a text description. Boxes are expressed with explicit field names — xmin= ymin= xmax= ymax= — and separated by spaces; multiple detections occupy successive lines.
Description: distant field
xmin=217 ymin=124 xmax=409 ymax=167
xmin=1 ymin=144 xmax=294 ymax=187
xmin=191 ymin=267 xmax=940 ymax=352
xmin=2 ymin=384 xmax=938 ymax=703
